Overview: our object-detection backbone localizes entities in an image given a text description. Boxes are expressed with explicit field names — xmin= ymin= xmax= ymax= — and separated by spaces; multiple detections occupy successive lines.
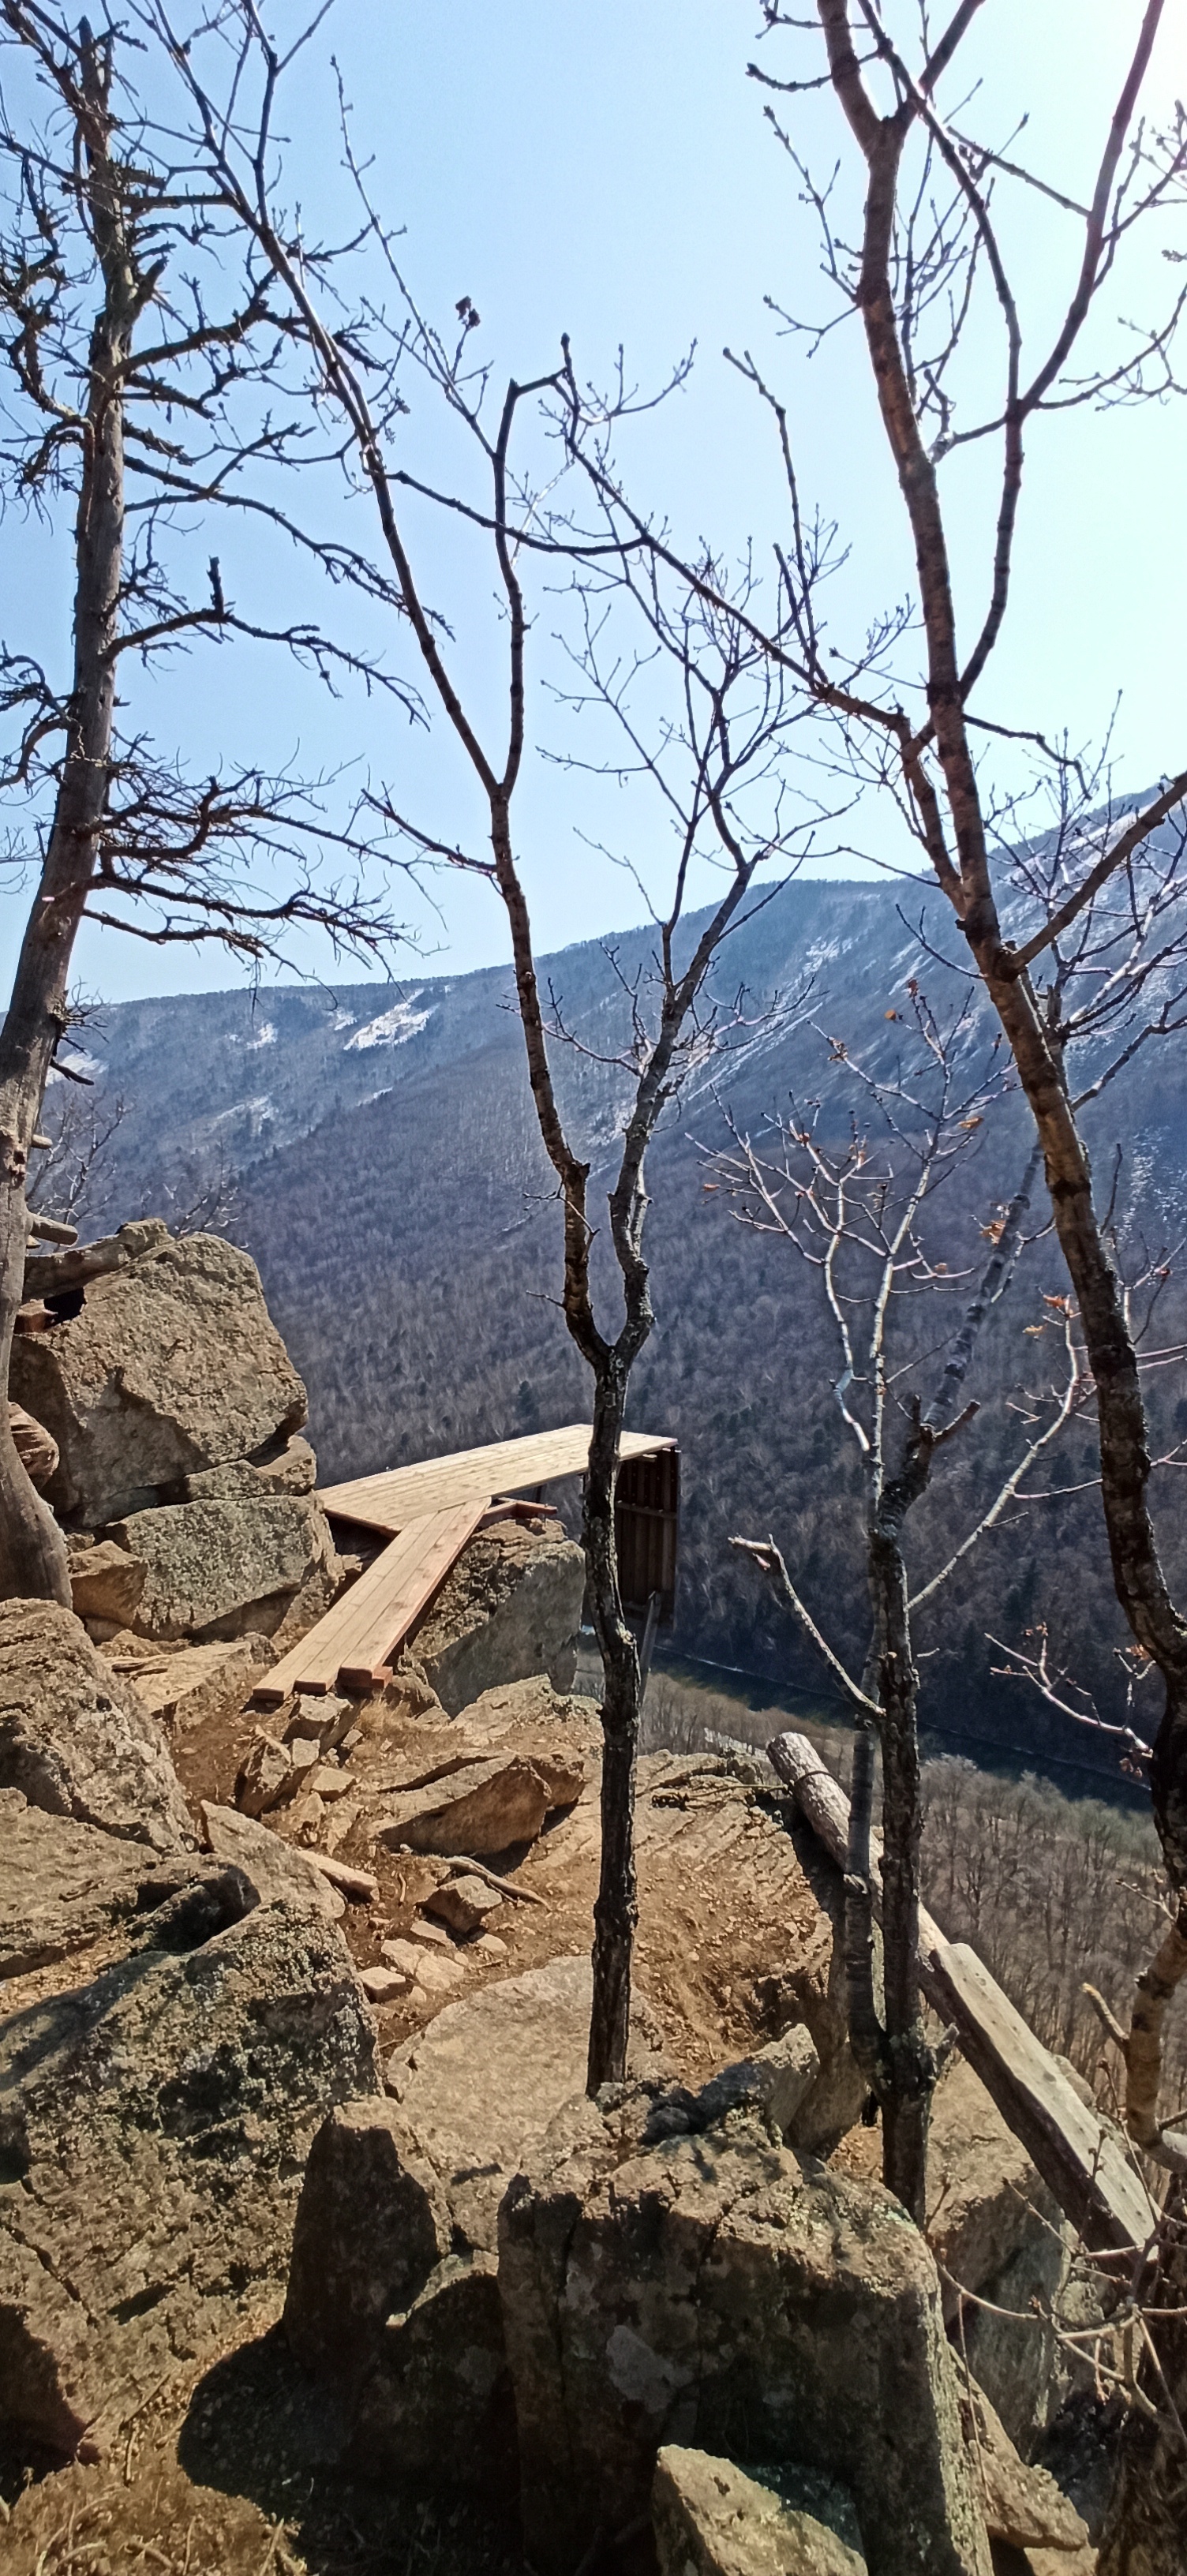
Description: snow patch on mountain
xmin=344 ymin=995 xmax=430 ymax=1052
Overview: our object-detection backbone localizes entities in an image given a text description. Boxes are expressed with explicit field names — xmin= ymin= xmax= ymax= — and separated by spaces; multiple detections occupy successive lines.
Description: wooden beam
xmin=252 ymin=1500 xmax=485 ymax=1707
xmin=319 ymin=1425 xmax=676 ymax=1537
xmin=767 ymin=1730 xmax=1156 ymax=2256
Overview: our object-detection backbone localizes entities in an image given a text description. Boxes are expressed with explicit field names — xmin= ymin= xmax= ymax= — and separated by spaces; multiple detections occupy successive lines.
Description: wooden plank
xmin=767 ymin=1729 xmax=1156 ymax=2255
xmin=337 ymin=1500 xmax=488 ymax=1690
xmin=928 ymin=1942 xmax=1156 ymax=2256
xmin=252 ymin=1500 xmax=485 ymax=1707
xmin=319 ymin=1425 xmax=676 ymax=1537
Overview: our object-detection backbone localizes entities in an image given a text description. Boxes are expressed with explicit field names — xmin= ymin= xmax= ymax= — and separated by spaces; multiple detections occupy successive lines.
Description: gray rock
xmin=12 ymin=1227 xmax=308 ymax=1526
xmin=425 ymin=1874 xmax=504 ymax=1936
xmin=129 ymin=1634 xmax=276 ymax=1738
xmin=200 ymin=1800 xmax=347 ymax=1919
xmin=0 ymin=1600 xmax=192 ymax=1852
xmin=0 ymin=1897 xmax=380 ymax=2458
xmin=234 ymin=1733 xmax=296 ymax=1814
xmin=373 ymin=1752 xmax=561 ymax=1857
xmin=0 ymin=1789 xmax=151 ymax=1979
xmin=346 ymin=2252 xmax=513 ymax=2497
xmin=68 ymin=1539 xmax=147 ymax=1626
xmin=952 ymin=2360 xmax=1090 ymax=2554
xmin=182 ymin=1435 xmax=317 ymax=1500
xmin=108 ymin=1492 xmax=341 ymax=1643
xmin=283 ymin=2096 xmax=451 ymax=2392
xmin=695 ymin=2026 xmax=821 ymax=2137
xmin=384 ymin=1955 xmax=670 ymax=2255
xmin=497 ymin=2095 xmax=990 ymax=2576
xmin=411 ymin=1526 xmax=586 ymax=1713
xmin=653 ymin=2448 xmax=866 ymax=2575
xmin=925 ymin=2054 xmax=1069 ymax=2451
xmin=926 ymin=2054 xmax=1060 ymax=2312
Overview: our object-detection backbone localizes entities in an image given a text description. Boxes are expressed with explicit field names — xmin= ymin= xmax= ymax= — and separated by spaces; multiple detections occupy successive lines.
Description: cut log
xmin=767 ymin=1729 xmax=1157 ymax=2256
xmin=319 ymin=1425 xmax=676 ymax=1537
xmin=252 ymin=1500 xmax=486 ymax=1708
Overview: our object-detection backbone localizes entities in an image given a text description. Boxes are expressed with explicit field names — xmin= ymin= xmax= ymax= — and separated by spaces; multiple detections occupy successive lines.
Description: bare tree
xmin=148 ymin=0 xmax=839 ymax=2088
xmin=698 ymin=7 xmax=1187 ymax=2553
xmin=713 ymin=993 xmax=1090 ymax=2215
xmin=0 ymin=2 xmax=415 ymax=1606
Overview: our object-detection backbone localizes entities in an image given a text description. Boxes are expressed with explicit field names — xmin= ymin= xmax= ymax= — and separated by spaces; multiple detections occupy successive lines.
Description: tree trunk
xmin=871 ymin=1526 xmax=931 ymax=2222
xmin=584 ymin=1363 xmax=641 ymax=2093
xmin=0 ymin=32 xmax=133 ymax=1605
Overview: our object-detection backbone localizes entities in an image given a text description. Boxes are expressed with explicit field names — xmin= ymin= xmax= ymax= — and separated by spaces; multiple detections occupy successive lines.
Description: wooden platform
xmin=252 ymin=1499 xmax=486 ymax=1707
xmin=319 ymin=1424 xmax=676 ymax=1537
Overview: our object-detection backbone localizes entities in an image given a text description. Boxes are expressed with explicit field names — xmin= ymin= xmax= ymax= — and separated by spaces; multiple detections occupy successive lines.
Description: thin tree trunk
xmin=0 ymin=32 xmax=134 ymax=1604
xmin=585 ymin=1362 xmax=641 ymax=2092
xmin=871 ymin=1526 xmax=931 ymax=2222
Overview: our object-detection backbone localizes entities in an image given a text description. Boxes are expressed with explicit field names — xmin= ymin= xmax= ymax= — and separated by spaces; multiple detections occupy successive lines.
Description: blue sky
xmin=4 ymin=0 xmax=1186 ymax=1005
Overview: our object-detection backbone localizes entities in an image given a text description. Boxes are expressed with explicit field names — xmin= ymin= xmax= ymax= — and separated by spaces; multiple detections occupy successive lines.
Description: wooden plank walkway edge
xmin=252 ymin=1499 xmax=486 ymax=1709
xmin=767 ymin=1729 xmax=1156 ymax=2257
xmin=319 ymin=1424 xmax=676 ymax=1537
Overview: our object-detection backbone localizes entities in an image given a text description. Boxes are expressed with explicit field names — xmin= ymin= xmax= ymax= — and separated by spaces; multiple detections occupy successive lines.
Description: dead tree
xmin=152 ymin=0 xmax=833 ymax=2089
xmin=711 ymin=8 xmax=1187 ymax=2552
xmin=0 ymin=4 xmax=415 ymax=1606
xmin=715 ymin=994 xmax=1087 ymax=2215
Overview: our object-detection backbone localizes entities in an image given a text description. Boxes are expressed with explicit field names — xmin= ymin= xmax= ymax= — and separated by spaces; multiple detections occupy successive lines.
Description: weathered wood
xmin=252 ymin=1500 xmax=485 ymax=1707
xmin=928 ymin=1942 xmax=1156 ymax=2256
xmin=305 ymin=1852 xmax=378 ymax=1901
xmin=438 ymin=1854 xmax=549 ymax=1908
xmin=768 ymin=1730 xmax=1157 ymax=2254
xmin=319 ymin=1425 xmax=676 ymax=1536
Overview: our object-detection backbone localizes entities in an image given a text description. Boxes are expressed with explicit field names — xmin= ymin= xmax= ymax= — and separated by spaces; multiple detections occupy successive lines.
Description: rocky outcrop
xmin=953 ymin=2361 xmax=1092 ymax=2555
xmin=0 ymin=1788 xmax=153 ymax=1978
xmin=107 ymin=1491 xmax=340 ymax=1644
xmin=411 ymin=1524 xmax=585 ymax=1713
xmin=384 ymin=1956 xmax=670 ymax=2254
xmin=926 ymin=2056 xmax=1070 ymax=2451
xmin=13 ymin=1224 xmax=309 ymax=1527
xmin=0 ymin=1896 xmax=380 ymax=2460
xmin=372 ymin=1747 xmax=583 ymax=1857
xmin=653 ymin=2448 xmax=867 ymax=2576
xmin=121 ymin=1634 xmax=277 ymax=1739
xmin=0 ymin=1600 xmax=192 ymax=1852
xmin=497 ymin=2088 xmax=990 ymax=2576
xmin=200 ymin=1800 xmax=346 ymax=1918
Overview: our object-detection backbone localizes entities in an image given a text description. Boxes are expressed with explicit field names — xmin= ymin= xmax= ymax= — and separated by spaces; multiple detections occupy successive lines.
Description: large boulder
xmin=11 ymin=1224 xmax=308 ymax=1526
xmin=0 ymin=1788 xmax=152 ymax=1979
xmin=372 ymin=1746 xmax=584 ymax=1859
xmin=497 ymin=2089 xmax=991 ymax=2576
xmin=653 ymin=2448 xmax=867 ymax=2576
xmin=925 ymin=2055 xmax=1069 ymax=2450
xmin=384 ymin=1956 xmax=670 ymax=2255
xmin=410 ymin=1525 xmax=586 ymax=1713
xmin=108 ymin=1492 xmax=340 ymax=1644
xmin=0 ymin=1896 xmax=380 ymax=2461
xmin=200 ymin=1800 xmax=346 ymax=1918
xmin=0 ymin=1600 xmax=192 ymax=1852
xmin=281 ymin=2091 xmax=515 ymax=2499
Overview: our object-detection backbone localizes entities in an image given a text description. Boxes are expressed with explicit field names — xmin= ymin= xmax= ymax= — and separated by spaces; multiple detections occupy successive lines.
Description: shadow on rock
xmin=178 ymin=2327 xmax=522 ymax=2576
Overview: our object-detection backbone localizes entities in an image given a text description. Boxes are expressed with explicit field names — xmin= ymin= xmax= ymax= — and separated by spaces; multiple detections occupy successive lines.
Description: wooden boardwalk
xmin=252 ymin=1500 xmax=486 ymax=1707
xmin=319 ymin=1424 xmax=676 ymax=1536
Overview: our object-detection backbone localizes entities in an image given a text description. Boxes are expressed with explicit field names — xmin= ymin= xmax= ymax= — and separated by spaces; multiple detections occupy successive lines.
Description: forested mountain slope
xmin=69 ymin=873 xmax=1187 ymax=1786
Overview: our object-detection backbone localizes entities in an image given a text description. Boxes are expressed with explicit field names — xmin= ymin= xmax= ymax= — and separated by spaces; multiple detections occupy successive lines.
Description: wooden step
xmin=252 ymin=1499 xmax=486 ymax=1707
xmin=320 ymin=1424 xmax=676 ymax=1537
